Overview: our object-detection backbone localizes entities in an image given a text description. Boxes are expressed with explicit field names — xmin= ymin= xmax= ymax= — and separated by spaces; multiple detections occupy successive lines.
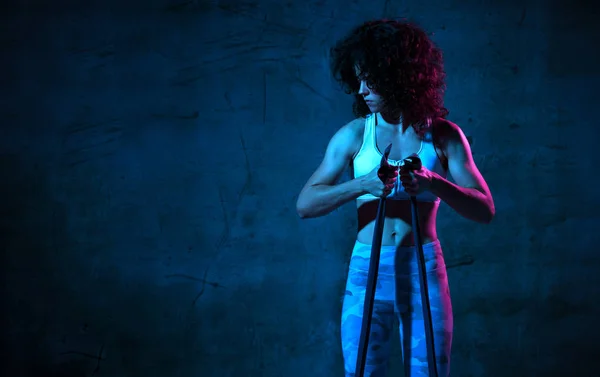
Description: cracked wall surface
xmin=2 ymin=0 xmax=600 ymax=376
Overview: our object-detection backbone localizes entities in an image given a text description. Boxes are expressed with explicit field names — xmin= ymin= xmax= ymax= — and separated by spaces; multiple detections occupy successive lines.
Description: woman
xmin=296 ymin=19 xmax=495 ymax=377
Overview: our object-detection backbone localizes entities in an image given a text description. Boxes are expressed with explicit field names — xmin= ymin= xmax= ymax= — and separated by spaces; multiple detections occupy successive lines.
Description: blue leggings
xmin=341 ymin=240 xmax=453 ymax=377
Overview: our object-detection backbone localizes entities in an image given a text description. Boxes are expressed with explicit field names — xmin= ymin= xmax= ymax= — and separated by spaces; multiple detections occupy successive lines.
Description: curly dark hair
xmin=330 ymin=19 xmax=448 ymax=134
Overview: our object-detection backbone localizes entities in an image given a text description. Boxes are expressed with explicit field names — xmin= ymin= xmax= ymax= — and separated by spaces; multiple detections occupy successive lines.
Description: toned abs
xmin=356 ymin=198 xmax=440 ymax=246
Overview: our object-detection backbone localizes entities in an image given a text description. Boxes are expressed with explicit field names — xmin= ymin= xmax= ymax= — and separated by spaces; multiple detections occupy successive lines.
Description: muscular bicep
xmin=303 ymin=153 xmax=348 ymax=188
xmin=299 ymin=126 xmax=356 ymax=193
xmin=446 ymin=126 xmax=491 ymax=196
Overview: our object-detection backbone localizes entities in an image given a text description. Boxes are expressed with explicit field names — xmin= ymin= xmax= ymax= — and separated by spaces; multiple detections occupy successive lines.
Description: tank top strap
xmin=366 ymin=114 xmax=376 ymax=148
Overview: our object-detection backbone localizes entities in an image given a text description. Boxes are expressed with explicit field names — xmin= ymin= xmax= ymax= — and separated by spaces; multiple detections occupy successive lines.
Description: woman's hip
xmin=348 ymin=239 xmax=446 ymax=276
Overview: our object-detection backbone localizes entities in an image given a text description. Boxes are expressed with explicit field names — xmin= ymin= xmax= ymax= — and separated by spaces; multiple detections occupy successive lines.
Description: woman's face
xmin=358 ymin=79 xmax=383 ymax=112
xmin=355 ymin=66 xmax=383 ymax=112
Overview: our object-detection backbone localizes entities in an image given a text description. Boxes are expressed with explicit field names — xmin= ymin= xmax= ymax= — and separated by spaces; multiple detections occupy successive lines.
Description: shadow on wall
xmin=0 ymin=152 xmax=250 ymax=377
xmin=0 ymin=153 xmax=89 ymax=376
xmin=546 ymin=0 xmax=600 ymax=77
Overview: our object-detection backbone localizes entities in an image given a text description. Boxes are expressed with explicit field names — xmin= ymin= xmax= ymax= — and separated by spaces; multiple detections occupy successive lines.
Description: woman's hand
xmin=360 ymin=164 xmax=398 ymax=198
xmin=399 ymin=164 xmax=434 ymax=196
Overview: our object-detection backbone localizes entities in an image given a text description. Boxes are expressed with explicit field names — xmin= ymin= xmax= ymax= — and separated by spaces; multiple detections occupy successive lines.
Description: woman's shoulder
xmin=430 ymin=117 xmax=466 ymax=146
xmin=338 ymin=117 xmax=367 ymax=142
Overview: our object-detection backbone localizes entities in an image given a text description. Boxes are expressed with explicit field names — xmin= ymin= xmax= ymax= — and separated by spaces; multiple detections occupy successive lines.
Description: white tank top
xmin=352 ymin=114 xmax=447 ymax=202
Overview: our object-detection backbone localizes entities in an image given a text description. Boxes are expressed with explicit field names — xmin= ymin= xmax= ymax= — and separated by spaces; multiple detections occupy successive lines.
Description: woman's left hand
xmin=399 ymin=164 xmax=435 ymax=196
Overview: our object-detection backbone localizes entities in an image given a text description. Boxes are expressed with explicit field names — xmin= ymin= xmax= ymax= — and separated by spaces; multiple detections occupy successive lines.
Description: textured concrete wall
xmin=2 ymin=0 xmax=599 ymax=376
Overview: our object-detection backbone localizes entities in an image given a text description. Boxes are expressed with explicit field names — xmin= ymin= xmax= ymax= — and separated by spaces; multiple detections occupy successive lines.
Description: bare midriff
xmin=355 ymin=198 xmax=440 ymax=247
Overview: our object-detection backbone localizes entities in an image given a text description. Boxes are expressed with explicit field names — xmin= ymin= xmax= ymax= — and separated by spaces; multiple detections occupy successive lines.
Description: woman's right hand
xmin=360 ymin=163 xmax=398 ymax=197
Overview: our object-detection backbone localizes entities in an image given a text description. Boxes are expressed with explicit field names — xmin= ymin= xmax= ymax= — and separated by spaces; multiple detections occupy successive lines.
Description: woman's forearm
xmin=430 ymin=173 xmax=495 ymax=224
xmin=296 ymin=178 xmax=367 ymax=219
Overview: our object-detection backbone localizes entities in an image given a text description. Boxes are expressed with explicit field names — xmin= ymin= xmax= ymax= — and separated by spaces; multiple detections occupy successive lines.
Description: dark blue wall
xmin=3 ymin=0 xmax=600 ymax=376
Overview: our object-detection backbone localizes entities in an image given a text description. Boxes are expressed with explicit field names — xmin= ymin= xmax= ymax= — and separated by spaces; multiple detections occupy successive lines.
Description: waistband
xmin=354 ymin=239 xmax=441 ymax=252
xmin=349 ymin=239 xmax=443 ymax=275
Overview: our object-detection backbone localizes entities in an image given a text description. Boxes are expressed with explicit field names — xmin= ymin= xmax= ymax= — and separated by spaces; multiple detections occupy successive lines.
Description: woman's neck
xmin=377 ymin=112 xmax=411 ymax=133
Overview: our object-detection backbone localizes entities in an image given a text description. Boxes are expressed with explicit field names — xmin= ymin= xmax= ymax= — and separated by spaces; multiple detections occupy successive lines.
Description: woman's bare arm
xmin=296 ymin=120 xmax=365 ymax=218
xmin=429 ymin=120 xmax=495 ymax=224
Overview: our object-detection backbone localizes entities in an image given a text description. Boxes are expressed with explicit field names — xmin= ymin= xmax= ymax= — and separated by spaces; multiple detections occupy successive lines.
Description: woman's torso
xmin=350 ymin=114 xmax=448 ymax=247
